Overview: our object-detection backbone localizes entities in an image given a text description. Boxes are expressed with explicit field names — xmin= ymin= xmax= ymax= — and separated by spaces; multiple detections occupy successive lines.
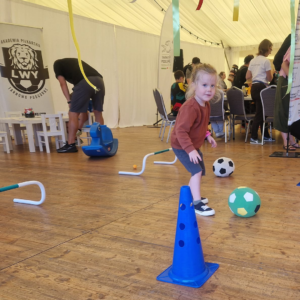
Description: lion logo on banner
xmin=8 ymin=44 xmax=38 ymax=70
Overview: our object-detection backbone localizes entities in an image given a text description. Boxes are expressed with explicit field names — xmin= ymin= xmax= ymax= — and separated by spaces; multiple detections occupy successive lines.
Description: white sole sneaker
xmin=194 ymin=203 xmax=215 ymax=216
xmin=193 ymin=197 xmax=208 ymax=205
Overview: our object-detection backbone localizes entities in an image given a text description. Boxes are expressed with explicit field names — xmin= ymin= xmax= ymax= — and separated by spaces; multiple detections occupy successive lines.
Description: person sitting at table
xmin=246 ymin=39 xmax=274 ymax=144
xmin=217 ymin=72 xmax=227 ymax=92
xmin=53 ymin=58 xmax=105 ymax=153
xmin=274 ymin=46 xmax=299 ymax=150
xmin=170 ymin=70 xmax=186 ymax=116
xmin=234 ymin=55 xmax=255 ymax=122
xmin=233 ymin=55 xmax=254 ymax=89
xmin=185 ymin=57 xmax=201 ymax=85
xmin=210 ymin=90 xmax=225 ymax=138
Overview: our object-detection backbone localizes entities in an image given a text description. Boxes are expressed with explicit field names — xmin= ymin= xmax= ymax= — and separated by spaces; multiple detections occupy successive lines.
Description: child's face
xmin=194 ymin=73 xmax=217 ymax=103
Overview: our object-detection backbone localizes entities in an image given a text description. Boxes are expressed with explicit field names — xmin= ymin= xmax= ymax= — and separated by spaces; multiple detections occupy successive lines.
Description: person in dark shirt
xmin=273 ymin=34 xmax=291 ymax=72
xmin=53 ymin=58 xmax=105 ymax=153
xmin=233 ymin=55 xmax=254 ymax=89
xmin=171 ymin=70 xmax=186 ymax=116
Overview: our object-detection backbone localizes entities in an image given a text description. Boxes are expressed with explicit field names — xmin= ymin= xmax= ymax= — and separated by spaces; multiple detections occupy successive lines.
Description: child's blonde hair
xmin=185 ymin=63 xmax=220 ymax=101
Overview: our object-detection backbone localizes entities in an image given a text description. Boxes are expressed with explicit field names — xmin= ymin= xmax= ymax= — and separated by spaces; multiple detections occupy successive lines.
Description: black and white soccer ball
xmin=213 ymin=157 xmax=235 ymax=177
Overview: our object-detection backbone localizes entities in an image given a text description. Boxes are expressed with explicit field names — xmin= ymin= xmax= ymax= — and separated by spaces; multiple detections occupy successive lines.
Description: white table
xmin=0 ymin=116 xmax=69 ymax=153
xmin=224 ymin=95 xmax=252 ymax=101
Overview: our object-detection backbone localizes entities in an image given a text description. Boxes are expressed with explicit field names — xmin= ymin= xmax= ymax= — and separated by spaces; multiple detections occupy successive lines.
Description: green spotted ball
xmin=228 ymin=187 xmax=261 ymax=218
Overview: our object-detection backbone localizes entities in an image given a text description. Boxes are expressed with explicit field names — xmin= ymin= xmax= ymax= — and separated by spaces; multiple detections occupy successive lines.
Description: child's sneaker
xmin=194 ymin=202 xmax=215 ymax=216
xmin=193 ymin=197 xmax=208 ymax=205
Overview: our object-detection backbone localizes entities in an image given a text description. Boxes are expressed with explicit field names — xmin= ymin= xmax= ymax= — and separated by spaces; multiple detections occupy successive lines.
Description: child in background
xmin=170 ymin=70 xmax=186 ymax=116
xmin=171 ymin=64 xmax=218 ymax=216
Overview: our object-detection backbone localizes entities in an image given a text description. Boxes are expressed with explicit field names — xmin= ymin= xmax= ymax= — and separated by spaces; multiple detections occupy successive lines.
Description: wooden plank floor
xmin=0 ymin=126 xmax=299 ymax=300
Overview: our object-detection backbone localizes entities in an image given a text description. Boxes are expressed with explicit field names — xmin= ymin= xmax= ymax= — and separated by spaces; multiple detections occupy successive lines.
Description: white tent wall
xmin=182 ymin=41 xmax=226 ymax=83
xmin=0 ymin=0 xmax=119 ymax=128
xmin=116 ymin=27 xmax=159 ymax=127
xmin=115 ymin=28 xmax=226 ymax=127
xmin=0 ymin=0 xmax=226 ymax=128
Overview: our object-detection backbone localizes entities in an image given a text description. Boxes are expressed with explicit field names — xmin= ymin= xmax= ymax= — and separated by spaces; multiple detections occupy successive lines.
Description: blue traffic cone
xmin=157 ymin=186 xmax=219 ymax=288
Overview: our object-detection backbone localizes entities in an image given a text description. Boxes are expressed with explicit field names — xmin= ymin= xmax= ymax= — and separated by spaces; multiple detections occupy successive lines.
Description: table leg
xmin=12 ymin=124 xmax=23 ymax=145
xmin=26 ymin=123 xmax=36 ymax=152
xmin=4 ymin=123 xmax=13 ymax=151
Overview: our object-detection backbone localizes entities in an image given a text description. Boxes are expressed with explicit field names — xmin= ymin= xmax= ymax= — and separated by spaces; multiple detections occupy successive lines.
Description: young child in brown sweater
xmin=171 ymin=64 xmax=218 ymax=216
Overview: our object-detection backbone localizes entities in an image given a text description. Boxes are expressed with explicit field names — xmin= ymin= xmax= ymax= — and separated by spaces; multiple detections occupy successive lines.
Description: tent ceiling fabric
xmin=22 ymin=0 xmax=296 ymax=48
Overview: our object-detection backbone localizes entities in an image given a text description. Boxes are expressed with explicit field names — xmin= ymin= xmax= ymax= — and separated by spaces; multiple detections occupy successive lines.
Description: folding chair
xmin=226 ymin=87 xmax=255 ymax=142
xmin=153 ymin=89 xmax=176 ymax=143
xmin=260 ymin=85 xmax=277 ymax=145
xmin=210 ymin=90 xmax=229 ymax=143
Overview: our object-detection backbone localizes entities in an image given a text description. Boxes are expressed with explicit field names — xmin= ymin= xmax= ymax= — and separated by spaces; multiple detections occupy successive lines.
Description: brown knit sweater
xmin=171 ymin=97 xmax=210 ymax=154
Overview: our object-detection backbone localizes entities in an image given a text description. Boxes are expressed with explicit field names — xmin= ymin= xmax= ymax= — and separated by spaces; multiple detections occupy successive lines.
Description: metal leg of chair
xmin=225 ymin=120 xmax=227 ymax=143
xmin=159 ymin=120 xmax=164 ymax=138
xmin=261 ymin=122 xmax=265 ymax=145
xmin=233 ymin=117 xmax=235 ymax=140
xmin=161 ymin=122 xmax=167 ymax=141
xmin=166 ymin=122 xmax=173 ymax=143
xmin=158 ymin=120 xmax=164 ymax=138
xmin=245 ymin=121 xmax=251 ymax=142
xmin=270 ymin=122 xmax=272 ymax=138
xmin=228 ymin=116 xmax=231 ymax=141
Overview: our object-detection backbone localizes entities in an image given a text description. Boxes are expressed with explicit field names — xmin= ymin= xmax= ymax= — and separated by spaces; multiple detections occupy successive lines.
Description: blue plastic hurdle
xmin=82 ymin=122 xmax=118 ymax=157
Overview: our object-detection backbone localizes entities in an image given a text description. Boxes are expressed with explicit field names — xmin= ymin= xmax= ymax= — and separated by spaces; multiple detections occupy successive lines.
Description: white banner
xmin=289 ymin=3 xmax=300 ymax=126
xmin=158 ymin=4 xmax=174 ymax=113
xmin=0 ymin=23 xmax=54 ymax=117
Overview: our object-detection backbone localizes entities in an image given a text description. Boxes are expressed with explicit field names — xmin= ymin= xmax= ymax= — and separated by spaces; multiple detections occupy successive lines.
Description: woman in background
xmin=246 ymin=39 xmax=274 ymax=144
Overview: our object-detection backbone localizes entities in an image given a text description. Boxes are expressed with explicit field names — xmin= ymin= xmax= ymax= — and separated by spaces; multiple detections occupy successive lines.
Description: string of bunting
xmin=233 ymin=0 xmax=239 ymax=21
xmin=67 ymin=0 xmax=99 ymax=92
xmin=287 ymin=0 xmax=296 ymax=95
xmin=172 ymin=0 xmax=180 ymax=56
xmin=196 ymin=0 xmax=204 ymax=10
xmin=152 ymin=0 xmax=220 ymax=46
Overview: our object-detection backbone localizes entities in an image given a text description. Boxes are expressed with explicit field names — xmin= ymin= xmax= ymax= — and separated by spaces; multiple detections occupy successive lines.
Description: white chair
xmin=0 ymin=131 xmax=10 ymax=153
xmin=5 ymin=111 xmax=26 ymax=143
xmin=77 ymin=111 xmax=95 ymax=147
xmin=37 ymin=114 xmax=66 ymax=153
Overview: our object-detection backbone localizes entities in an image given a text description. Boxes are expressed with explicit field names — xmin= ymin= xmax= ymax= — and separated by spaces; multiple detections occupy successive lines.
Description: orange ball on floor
xmin=133 ymin=165 xmax=137 ymax=169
